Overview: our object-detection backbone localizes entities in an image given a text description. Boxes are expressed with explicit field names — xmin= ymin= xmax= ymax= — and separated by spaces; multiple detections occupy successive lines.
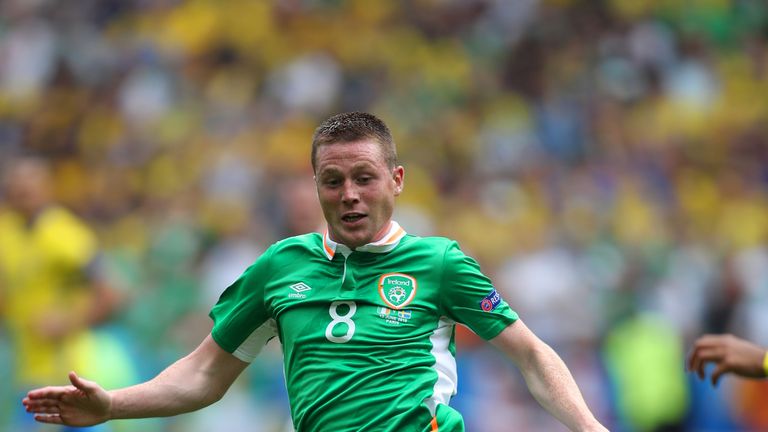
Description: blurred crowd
xmin=1 ymin=0 xmax=767 ymax=431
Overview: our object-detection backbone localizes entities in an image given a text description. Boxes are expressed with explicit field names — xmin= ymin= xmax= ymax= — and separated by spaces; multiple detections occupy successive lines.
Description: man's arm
xmin=687 ymin=333 xmax=768 ymax=385
xmin=490 ymin=320 xmax=607 ymax=432
xmin=23 ymin=334 xmax=249 ymax=426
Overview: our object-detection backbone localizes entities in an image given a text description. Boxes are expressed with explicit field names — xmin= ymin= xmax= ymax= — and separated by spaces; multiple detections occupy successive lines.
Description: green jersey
xmin=209 ymin=222 xmax=518 ymax=431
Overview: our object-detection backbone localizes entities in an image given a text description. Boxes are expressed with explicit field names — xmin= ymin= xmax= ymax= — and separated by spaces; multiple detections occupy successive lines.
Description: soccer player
xmin=688 ymin=334 xmax=768 ymax=386
xmin=23 ymin=112 xmax=607 ymax=431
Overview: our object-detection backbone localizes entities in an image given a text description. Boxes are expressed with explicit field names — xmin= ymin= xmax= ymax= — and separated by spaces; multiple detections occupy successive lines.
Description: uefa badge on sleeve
xmin=480 ymin=289 xmax=501 ymax=312
xmin=378 ymin=273 xmax=417 ymax=309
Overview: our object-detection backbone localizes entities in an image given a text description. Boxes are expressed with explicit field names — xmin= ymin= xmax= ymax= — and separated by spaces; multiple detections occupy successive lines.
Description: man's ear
xmin=393 ymin=166 xmax=404 ymax=196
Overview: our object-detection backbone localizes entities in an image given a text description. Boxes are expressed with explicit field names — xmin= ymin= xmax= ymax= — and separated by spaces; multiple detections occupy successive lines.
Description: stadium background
xmin=1 ymin=0 xmax=767 ymax=430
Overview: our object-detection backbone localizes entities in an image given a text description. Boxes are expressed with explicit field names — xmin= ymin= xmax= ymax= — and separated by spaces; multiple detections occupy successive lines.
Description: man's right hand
xmin=23 ymin=371 xmax=111 ymax=426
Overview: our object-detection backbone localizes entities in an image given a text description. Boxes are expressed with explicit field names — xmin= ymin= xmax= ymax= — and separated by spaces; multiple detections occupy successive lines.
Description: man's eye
xmin=324 ymin=178 xmax=342 ymax=187
xmin=356 ymin=177 xmax=371 ymax=184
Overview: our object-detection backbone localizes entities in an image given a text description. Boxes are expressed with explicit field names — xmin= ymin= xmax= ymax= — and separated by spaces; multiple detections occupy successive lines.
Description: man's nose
xmin=341 ymin=181 xmax=360 ymax=203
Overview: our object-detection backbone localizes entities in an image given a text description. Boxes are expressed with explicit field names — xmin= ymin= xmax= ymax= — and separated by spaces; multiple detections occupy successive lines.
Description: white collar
xmin=322 ymin=221 xmax=406 ymax=260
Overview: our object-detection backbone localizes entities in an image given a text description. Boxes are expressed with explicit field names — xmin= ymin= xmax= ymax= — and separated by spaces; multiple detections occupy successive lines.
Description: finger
xmin=711 ymin=364 xmax=727 ymax=386
xmin=27 ymin=403 xmax=62 ymax=415
xmin=687 ymin=350 xmax=707 ymax=378
xmin=686 ymin=348 xmax=699 ymax=371
xmin=24 ymin=398 xmax=61 ymax=412
xmin=691 ymin=335 xmax=726 ymax=354
xmin=34 ymin=413 xmax=64 ymax=425
xmin=692 ymin=347 xmax=721 ymax=378
xmin=68 ymin=371 xmax=97 ymax=393
xmin=27 ymin=385 xmax=75 ymax=399
xmin=695 ymin=334 xmax=722 ymax=346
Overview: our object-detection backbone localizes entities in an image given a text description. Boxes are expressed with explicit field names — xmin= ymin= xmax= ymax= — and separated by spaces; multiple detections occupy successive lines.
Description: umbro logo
xmin=289 ymin=282 xmax=312 ymax=299
xmin=290 ymin=282 xmax=312 ymax=293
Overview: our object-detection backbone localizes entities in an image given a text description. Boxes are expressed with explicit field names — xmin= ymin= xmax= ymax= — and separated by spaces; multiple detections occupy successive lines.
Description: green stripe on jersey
xmin=209 ymin=233 xmax=518 ymax=431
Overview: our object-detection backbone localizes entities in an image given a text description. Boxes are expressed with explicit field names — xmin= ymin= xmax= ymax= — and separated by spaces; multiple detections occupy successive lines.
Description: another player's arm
xmin=23 ymin=334 xmax=248 ymax=427
xmin=687 ymin=333 xmax=768 ymax=385
xmin=491 ymin=320 xmax=608 ymax=432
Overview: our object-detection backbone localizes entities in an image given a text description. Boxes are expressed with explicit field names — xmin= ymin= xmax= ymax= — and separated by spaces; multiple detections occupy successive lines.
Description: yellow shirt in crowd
xmin=0 ymin=205 xmax=97 ymax=385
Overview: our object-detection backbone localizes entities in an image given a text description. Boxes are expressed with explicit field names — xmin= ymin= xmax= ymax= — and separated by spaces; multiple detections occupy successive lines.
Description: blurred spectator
xmin=603 ymin=312 xmax=689 ymax=431
xmin=0 ymin=157 xmax=130 ymax=432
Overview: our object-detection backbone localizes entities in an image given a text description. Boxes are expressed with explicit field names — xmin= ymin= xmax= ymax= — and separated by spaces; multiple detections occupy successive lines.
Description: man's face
xmin=3 ymin=161 xmax=51 ymax=219
xmin=314 ymin=139 xmax=404 ymax=249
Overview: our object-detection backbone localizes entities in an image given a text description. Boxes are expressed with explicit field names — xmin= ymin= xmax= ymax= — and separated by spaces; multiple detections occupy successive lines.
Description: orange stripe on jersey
xmin=382 ymin=226 xmax=405 ymax=244
xmin=430 ymin=416 xmax=439 ymax=431
xmin=323 ymin=233 xmax=335 ymax=258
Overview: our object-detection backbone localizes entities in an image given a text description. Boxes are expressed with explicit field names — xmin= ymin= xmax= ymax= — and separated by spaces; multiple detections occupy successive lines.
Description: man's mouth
xmin=341 ymin=213 xmax=366 ymax=223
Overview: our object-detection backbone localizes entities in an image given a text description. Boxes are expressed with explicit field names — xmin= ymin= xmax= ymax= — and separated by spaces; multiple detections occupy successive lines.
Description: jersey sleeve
xmin=209 ymin=245 xmax=278 ymax=363
xmin=439 ymin=241 xmax=518 ymax=340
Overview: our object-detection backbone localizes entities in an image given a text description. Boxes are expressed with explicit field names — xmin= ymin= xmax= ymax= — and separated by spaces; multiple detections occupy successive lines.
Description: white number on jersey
xmin=325 ymin=301 xmax=357 ymax=343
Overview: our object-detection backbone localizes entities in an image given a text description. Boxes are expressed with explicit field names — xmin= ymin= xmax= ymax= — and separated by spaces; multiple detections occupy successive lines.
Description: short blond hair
xmin=311 ymin=112 xmax=397 ymax=172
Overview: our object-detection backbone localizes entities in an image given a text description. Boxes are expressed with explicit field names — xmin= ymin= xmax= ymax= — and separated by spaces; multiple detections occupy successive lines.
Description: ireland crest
xmin=378 ymin=273 xmax=417 ymax=309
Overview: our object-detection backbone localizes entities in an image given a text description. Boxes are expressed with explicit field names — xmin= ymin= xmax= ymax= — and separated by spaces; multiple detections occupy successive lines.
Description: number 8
xmin=325 ymin=301 xmax=357 ymax=343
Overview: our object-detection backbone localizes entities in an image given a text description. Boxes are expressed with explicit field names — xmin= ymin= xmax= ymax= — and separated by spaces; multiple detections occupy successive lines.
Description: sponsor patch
xmin=378 ymin=273 xmax=417 ymax=309
xmin=480 ymin=289 xmax=501 ymax=312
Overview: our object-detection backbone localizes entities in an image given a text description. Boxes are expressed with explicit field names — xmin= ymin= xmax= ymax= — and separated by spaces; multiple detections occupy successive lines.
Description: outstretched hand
xmin=687 ymin=334 xmax=767 ymax=386
xmin=22 ymin=371 xmax=111 ymax=426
